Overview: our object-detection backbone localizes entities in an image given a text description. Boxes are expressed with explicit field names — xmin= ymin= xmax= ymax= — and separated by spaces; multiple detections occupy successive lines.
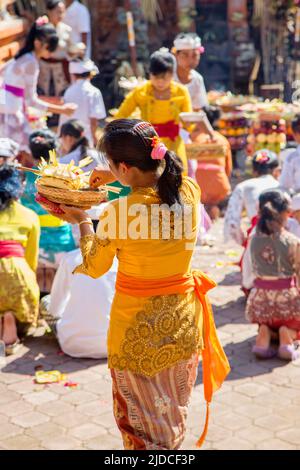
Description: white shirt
xmin=50 ymin=247 xmax=118 ymax=359
xmin=59 ymin=79 xmax=106 ymax=145
xmin=224 ymin=175 xmax=279 ymax=244
xmin=279 ymin=145 xmax=300 ymax=193
xmin=174 ymin=69 xmax=208 ymax=110
xmin=0 ymin=53 xmax=48 ymax=115
xmin=286 ymin=217 xmax=300 ymax=238
xmin=64 ymin=0 xmax=91 ymax=58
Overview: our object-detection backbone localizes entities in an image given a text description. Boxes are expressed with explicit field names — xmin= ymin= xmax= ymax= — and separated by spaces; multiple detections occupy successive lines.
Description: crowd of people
xmin=0 ymin=4 xmax=300 ymax=449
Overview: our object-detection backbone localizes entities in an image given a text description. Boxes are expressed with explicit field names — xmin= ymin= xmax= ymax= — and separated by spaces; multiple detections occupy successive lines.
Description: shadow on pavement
xmin=1 ymin=335 xmax=107 ymax=376
xmin=195 ymin=335 xmax=287 ymax=387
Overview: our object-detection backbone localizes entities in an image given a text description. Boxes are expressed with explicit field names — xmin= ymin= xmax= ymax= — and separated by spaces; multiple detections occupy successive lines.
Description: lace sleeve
xmin=73 ymin=234 xmax=116 ymax=278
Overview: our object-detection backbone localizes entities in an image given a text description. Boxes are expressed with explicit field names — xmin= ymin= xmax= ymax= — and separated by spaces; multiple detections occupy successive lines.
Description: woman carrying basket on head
xmin=40 ymin=118 xmax=230 ymax=450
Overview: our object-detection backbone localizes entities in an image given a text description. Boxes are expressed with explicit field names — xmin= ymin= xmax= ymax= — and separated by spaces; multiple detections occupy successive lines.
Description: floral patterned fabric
xmin=246 ymin=229 xmax=300 ymax=335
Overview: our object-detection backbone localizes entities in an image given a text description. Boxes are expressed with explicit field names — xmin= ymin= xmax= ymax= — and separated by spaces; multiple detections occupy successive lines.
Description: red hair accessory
xmin=151 ymin=136 xmax=168 ymax=160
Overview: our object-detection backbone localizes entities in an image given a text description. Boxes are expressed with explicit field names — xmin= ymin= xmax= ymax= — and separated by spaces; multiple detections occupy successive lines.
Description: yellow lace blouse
xmin=75 ymin=177 xmax=203 ymax=376
xmin=114 ymin=81 xmax=192 ymax=174
xmin=0 ymin=201 xmax=40 ymax=272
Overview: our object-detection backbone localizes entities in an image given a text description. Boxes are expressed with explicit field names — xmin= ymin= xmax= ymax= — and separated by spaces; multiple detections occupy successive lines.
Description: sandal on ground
xmin=5 ymin=339 xmax=21 ymax=356
xmin=278 ymin=344 xmax=300 ymax=361
xmin=252 ymin=345 xmax=277 ymax=359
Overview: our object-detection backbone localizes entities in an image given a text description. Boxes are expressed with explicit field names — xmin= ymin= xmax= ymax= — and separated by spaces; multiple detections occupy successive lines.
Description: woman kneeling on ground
xmin=0 ymin=164 xmax=40 ymax=355
xmin=246 ymin=189 xmax=300 ymax=361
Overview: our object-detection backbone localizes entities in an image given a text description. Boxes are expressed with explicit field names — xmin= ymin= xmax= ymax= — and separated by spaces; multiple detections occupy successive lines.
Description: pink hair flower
xmin=255 ymin=151 xmax=270 ymax=164
xmin=36 ymin=16 xmax=49 ymax=27
xmin=151 ymin=136 xmax=167 ymax=160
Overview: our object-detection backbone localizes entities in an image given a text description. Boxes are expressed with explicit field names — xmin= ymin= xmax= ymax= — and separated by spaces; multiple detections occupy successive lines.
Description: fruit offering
xmin=18 ymin=151 xmax=120 ymax=209
xmin=217 ymin=112 xmax=251 ymax=151
xmin=248 ymin=118 xmax=286 ymax=155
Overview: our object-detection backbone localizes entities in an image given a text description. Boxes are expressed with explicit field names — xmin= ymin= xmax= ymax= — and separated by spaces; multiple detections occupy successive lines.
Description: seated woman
xmin=0 ymin=164 xmax=40 ymax=354
xmin=59 ymin=119 xmax=102 ymax=171
xmin=21 ymin=129 xmax=76 ymax=293
xmin=246 ymin=189 xmax=300 ymax=361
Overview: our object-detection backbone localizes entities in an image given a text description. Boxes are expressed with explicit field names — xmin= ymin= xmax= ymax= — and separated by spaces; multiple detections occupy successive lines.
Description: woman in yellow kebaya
xmin=114 ymin=50 xmax=192 ymax=174
xmin=41 ymin=119 xmax=229 ymax=450
xmin=0 ymin=164 xmax=40 ymax=354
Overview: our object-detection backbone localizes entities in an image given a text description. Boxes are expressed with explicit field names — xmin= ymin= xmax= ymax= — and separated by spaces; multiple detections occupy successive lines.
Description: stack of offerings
xmin=246 ymin=100 xmax=288 ymax=155
xmin=19 ymin=151 xmax=120 ymax=213
xmin=247 ymin=118 xmax=286 ymax=155
xmin=217 ymin=111 xmax=250 ymax=151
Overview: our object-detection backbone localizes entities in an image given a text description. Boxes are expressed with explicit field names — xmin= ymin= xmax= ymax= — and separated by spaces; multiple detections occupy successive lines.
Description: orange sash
xmin=116 ymin=270 xmax=231 ymax=447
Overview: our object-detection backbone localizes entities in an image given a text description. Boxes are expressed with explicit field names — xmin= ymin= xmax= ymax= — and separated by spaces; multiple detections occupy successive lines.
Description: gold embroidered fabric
xmin=108 ymin=292 xmax=203 ymax=377
xmin=0 ymin=258 xmax=39 ymax=325
xmin=74 ymin=234 xmax=112 ymax=275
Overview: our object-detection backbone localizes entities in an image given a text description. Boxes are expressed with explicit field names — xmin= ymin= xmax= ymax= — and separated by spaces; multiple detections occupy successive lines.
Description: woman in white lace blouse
xmin=0 ymin=17 xmax=76 ymax=156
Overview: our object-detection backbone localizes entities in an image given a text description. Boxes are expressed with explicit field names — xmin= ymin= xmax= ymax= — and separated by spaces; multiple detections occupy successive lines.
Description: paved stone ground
xmin=1 ymin=219 xmax=300 ymax=451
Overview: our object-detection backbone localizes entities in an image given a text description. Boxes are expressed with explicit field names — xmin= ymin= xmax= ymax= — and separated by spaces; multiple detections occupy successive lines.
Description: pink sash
xmin=254 ymin=277 xmax=295 ymax=290
xmin=4 ymin=84 xmax=25 ymax=98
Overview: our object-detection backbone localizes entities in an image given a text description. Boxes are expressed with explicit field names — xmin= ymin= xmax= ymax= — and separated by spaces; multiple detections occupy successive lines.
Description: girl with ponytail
xmin=41 ymin=118 xmax=229 ymax=450
xmin=246 ymin=189 xmax=300 ymax=361
xmin=0 ymin=17 xmax=76 ymax=157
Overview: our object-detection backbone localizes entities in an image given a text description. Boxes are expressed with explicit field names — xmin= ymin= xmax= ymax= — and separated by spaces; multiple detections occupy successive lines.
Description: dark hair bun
xmin=258 ymin=189 xmax=291 ymax=235
xmin=0 ymin=164 xmax=23 ymax=211
xmin=99 ymin=119 xmax=183 ymax=206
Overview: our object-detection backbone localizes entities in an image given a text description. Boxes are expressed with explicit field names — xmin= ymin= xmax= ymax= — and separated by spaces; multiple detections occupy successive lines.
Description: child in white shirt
xmin=173 ymin=33 xmax=208 ymax=111
xmin=59 ymin=59 xmax=106 ymax=146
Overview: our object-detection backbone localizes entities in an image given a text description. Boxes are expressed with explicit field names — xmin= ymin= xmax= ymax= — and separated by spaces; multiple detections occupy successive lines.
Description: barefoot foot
xmin=2 ymin=312 xmax=19 ymax=346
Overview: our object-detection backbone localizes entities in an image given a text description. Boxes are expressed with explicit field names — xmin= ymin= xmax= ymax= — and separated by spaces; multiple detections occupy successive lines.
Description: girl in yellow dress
xmin=0 ymin=165 xmax=40 ymax=354
xmin=40 ymin=119 xmax=229 ymax=449
xmin=115 ymin=49 xmax=192 ymax=174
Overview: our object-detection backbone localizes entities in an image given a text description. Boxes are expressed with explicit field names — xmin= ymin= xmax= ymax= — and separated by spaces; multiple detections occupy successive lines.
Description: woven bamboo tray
xmin=36 ymin=180 xmax=108 ymax=209
xmin=186 ymin=143 xmax=226 ymax=160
